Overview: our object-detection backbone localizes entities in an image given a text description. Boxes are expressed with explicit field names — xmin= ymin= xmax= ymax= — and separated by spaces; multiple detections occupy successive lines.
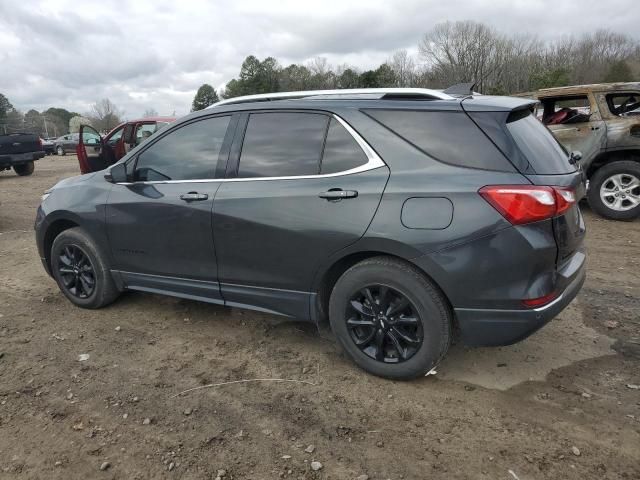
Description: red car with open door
xmin=77 ymin=117 xmax=175 ymax=174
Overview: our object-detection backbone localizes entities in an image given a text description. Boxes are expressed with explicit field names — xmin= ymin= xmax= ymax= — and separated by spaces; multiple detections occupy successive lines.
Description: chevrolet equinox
xmin=35 ymin=87 xmax=586 ymax=379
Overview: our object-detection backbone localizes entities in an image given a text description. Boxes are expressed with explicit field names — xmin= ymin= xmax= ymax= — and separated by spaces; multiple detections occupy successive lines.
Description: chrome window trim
xmin=116 ymin=113 xmax=386 ymax=185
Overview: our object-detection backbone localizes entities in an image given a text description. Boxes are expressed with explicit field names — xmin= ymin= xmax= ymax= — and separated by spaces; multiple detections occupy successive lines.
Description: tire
xmin=57 ymin=146 xmax=64 ymax=156
xmin=587 ymin=161 xmax=640 ymax=221
xmin=51 ymin=227 xmax=120 ymax=309
xmin=13 ymin=161 xmax=34 ymax=176
xmin=329 ymin=256 xmax=452 ymax=380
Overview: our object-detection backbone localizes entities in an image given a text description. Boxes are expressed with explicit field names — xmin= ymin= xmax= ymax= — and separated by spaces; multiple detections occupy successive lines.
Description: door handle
xmin=179 ymin=192 xmax=209 ymax=202
xmin=318 ymin=189 xmax=358 ymax=200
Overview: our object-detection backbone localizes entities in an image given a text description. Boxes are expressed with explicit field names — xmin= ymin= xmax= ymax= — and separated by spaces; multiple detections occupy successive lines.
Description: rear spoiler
xmin=460 ymin=95 xmax=538 ymax=113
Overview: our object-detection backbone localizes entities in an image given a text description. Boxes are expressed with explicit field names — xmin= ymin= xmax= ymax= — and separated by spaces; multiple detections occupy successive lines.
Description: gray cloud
xmin=0 ymin=0 xmax=637 ymax=118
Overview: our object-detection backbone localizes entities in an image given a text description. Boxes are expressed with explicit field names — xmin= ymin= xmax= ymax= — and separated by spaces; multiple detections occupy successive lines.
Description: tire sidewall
xmin=329 ymin=260 xmax=449 ymax=379
xmin=57 ymin=146 xmax=64 ymax=156
xmin=588 ymin=161 xmax=640 ymax=221
xmin=13 ymin=161 xmax=34 ymax=176
xmin=51 ymin=229 xmax=113 ymax=309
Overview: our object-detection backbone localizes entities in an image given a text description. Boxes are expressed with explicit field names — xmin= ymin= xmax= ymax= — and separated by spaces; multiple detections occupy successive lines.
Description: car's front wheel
xmin=588 ymin=161 xmax=640 ymax=220
xmin=13 ymin=161 xmax=34 ymax=176
xmin=56 ymin=146 xmax=64 ymax=156
xmin=329 ymin=256 xmax=452 ymax=380
xmin=51 ymin=227 xmax=120 ymax=309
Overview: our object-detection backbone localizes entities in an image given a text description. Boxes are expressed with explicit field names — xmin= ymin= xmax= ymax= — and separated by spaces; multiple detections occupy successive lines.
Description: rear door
xmin=212 ymin=111 xmax=389 ymax=318
xmin=106 ymin=114 xmax=236 ymax=301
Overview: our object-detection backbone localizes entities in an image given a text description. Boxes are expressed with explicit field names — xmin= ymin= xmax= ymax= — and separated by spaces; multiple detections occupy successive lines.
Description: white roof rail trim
xmin=211 ymin=88 xmax=453 ymax=107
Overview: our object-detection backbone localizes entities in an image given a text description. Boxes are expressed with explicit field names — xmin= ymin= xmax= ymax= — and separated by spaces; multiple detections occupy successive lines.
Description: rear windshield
xmin=506 ymin=110 xmax=575 ymax=174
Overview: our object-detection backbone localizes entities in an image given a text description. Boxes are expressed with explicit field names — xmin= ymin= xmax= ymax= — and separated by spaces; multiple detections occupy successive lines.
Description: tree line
xmin=0 ymin=96 xmax=151 ymax=138
xmin=191 ymin=20 xmax=639 ymax=110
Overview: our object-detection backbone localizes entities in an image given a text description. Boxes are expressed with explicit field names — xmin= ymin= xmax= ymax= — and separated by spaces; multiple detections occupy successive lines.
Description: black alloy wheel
xmin=346 ymin=285 xmax=424 ymax=363
xmin=57 ymin=244 xmax=96 ymax=299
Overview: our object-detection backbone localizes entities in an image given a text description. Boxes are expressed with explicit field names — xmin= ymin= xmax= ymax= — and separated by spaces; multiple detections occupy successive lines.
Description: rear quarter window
xmin=363 ymin=109 xmax=515 ymax=172
xmin=506 ymin=109 xmax=575 ymax=174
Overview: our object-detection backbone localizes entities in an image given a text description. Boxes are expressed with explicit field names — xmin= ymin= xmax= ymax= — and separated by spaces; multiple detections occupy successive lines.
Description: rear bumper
xmin=0 ymin=151 xmax=45 ymax=166
xmin=454 ymin=255 xmax=586 ymax=346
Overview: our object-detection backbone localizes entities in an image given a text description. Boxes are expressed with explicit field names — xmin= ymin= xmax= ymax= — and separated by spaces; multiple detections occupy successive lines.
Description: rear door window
xmin=320 ymin=119 xmax=368 ymax=174
xmin=134 ymin=115 xmax=231 ymax=181
xmin=238 ymin=112 xmax=328 ymax=178
xmin=541 ymin=96 xmax=592 ymax=125
xmin=506 ymin=109 xmax=575 ymax=174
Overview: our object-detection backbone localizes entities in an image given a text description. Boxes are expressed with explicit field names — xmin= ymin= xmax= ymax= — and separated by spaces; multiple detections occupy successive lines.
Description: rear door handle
xmin=318 ymin=189 xmax=358 ymax=200
xmin=179 ymin=192 xmax=209 ymax=202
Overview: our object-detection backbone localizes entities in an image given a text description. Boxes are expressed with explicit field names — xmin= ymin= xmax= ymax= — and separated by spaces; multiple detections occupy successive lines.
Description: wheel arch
xmin=43 ymin=218 xmax=80 ymax=274
xmin=587 ymin=149 xmax=640 ymax=178
xmin=312 ymin=249 xmax=455 ymax=331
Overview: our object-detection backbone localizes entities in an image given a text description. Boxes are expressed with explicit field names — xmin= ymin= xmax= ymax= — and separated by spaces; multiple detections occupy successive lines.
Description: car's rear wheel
xmin=51 ymin=227 xmax=120 ymax=309
xmin=13 ymin=161 xmax=34 ymax=176
xmin=588 ymin=161 xmax=640 ymax=221
xmin=56 ymin=146 xmax=64 ymax=156
xmin=329 ymin=256 xmax=451 ymax=380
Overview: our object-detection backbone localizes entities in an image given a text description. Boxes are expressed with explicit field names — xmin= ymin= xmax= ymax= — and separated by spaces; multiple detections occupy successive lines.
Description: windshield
xmin=506 ymin=110 xmax=575 ymax=174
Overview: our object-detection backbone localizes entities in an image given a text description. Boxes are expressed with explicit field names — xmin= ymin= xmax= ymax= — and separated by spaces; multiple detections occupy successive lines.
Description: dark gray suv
xmin=35 ymin=87 xmax=586 ymax=379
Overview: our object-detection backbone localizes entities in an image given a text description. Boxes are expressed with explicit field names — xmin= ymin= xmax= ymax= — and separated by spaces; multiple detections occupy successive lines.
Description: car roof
xmin=176 ymin=89 xmax=535 ymax=125
xmin=517 ymin=82 xmax=640 ymax=98
xmin=126 ymin=116 xmax=176 ymax=123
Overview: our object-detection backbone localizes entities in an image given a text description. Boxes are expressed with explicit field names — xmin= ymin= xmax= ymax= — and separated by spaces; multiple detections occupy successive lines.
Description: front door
xmin=106 ymin=114 xmax=235 ymax=302
xmin=213 ymin=111 xmax=389 ymax=319
xmin=78 ymin=125 xmax=106 ymax=173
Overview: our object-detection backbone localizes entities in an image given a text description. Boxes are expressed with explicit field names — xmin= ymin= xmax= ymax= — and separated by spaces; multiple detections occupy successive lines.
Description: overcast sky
xmin=0 ymin=0 xmax=637 ymax=118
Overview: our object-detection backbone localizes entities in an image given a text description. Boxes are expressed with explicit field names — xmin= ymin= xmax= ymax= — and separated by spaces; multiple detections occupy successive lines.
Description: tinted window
xmin=238 ymin=112 xmax=328 ymax=178
xmin=135 ymin=116 xmax=230 ymax=181
xmin=506 ymin=110 xmax=574 ymax=174
xmin=321 ymin=119 xmax=367 ymax=174
xmin=365 ymin=110 xmax=515 ymax=172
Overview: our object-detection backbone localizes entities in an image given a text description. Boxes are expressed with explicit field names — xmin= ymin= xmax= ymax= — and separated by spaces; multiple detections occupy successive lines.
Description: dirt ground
xmin=0 ymin=155 xmax=638 ymax=480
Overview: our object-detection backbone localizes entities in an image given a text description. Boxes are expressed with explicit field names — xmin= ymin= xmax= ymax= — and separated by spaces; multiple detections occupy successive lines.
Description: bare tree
xmin=419 ymin=21 xmax=506 ymax=92
xmin=389 ymin=50 xmax=417 ymax=87
xmin=143 ymin=108 xmax=159 ymax=118
xmin=89 ymin=98 xmax=123 ymax=132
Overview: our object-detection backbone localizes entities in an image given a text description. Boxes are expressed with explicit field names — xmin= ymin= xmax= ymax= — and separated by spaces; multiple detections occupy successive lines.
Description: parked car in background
xmin=517 ymin=82 xmax=640 ymax=220
xmin=54 ymin=133 xmax=78 ymax=156
xmin=41 ymin=137 xmax=55 ymax=155
xmin=36 ymin=88 xmax=585 ymax=379
xmin=77 ymin=117 xmax=175 ymax=173
xmin=0 ymin=132 xmax=44 ymax=176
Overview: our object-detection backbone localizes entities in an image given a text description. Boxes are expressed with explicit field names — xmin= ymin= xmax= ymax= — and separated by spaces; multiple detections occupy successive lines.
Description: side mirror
xmin=569 ymin=151 xmax=582 ymax=164
xmin=105 ymin=163 xmax=128 ymax=183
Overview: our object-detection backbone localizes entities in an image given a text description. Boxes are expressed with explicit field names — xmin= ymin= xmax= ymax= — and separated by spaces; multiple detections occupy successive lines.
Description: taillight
xmin=554 ymin=187 xmax=576 ymax=215
xmin=479 ymin=185 xmax=576 ymax=225
xmin=522 ymin=291 xmax=559 ymax=308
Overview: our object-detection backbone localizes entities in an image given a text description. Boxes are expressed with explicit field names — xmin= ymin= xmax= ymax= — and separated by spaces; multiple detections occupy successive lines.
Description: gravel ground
xmin=0 ymin=155 xmax=639 ymax=480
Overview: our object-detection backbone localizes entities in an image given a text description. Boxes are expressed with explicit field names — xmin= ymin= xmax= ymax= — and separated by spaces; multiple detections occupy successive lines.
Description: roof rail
xmin=212 ymin=88 xmax=454 ymax=107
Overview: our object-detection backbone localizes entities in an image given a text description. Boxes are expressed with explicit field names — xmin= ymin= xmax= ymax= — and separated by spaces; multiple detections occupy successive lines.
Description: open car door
xmin=77 ymin=125 xmax=106 ymax=174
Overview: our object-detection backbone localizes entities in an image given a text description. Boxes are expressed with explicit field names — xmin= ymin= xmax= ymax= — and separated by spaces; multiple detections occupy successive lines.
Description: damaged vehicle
xmin=36 ymin=87 xmax=586 ymax=379
xmin=77 ymin=117 xmax=175 ymax=174
xmin=520 ymin=82 xmax=640 ymax=220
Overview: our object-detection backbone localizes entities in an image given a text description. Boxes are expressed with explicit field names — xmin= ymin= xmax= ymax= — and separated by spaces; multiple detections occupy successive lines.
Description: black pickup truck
xmin=0 ymin=133 xmax=45 ymax=176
